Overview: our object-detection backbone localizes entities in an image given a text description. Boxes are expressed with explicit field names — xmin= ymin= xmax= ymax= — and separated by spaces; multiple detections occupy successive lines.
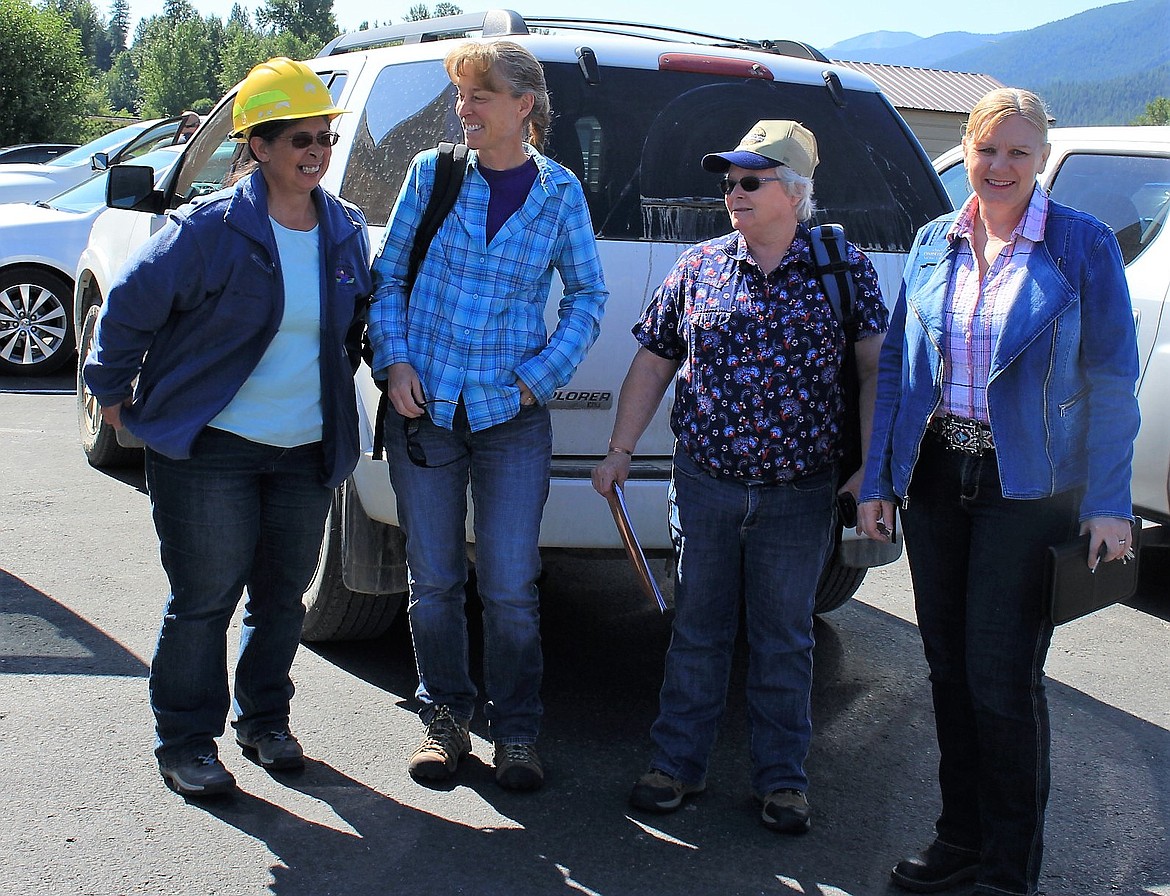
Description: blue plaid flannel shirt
xmin=368 ymin=145 xmax=607 ymax=432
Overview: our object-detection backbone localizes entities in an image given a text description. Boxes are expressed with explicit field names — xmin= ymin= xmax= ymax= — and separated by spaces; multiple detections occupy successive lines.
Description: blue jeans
xmin=145 ymin=428 xmax=333 ymax=766
xmin=649 ymin=446 xmax=835 ymax=797
xmin=385 ymin=403 xmax=551 ymax=744
xmin=901 ymin=435 xmax=1080 ymax=896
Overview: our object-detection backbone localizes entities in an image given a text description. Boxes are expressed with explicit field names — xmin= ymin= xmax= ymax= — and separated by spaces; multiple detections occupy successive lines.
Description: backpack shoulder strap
xmin=809 ymin=223 xmax=856 ymax=338
xmin=405 ymin=141 xmax=469 ymax=291
xmin=372 ymin=142 xmax=468 ymax=462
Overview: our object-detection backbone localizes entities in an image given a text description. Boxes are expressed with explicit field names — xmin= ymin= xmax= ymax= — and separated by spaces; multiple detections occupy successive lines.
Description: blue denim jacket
xmin=860 ymin=198 xmax=1140 ymax=522
xmin=84 ymin=171 xmax=373 ymax=489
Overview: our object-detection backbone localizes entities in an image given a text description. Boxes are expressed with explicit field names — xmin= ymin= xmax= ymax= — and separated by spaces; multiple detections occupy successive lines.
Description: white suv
xmin=75 ymin=9 xmax=950 ymax=639
xmin=935 ymin=127 xmax=1170 ymax=545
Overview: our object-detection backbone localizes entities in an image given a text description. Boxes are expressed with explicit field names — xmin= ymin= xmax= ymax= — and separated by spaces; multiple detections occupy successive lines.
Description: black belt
xmin=928 ymin=414 xmax=995 ymax=455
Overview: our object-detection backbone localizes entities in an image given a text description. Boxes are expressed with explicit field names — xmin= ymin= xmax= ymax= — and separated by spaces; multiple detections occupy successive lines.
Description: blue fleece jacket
xmin=84 ymin=170 xmax=373 ymax=489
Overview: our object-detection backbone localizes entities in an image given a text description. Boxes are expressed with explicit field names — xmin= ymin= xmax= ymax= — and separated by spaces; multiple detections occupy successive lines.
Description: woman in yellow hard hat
xmin=83 ymin=57 xmax=373 ymax=797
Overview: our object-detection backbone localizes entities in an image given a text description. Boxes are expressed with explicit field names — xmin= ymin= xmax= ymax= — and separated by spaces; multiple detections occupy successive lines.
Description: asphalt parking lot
xmin=2 ymin=371 xmax=1168 ymax=896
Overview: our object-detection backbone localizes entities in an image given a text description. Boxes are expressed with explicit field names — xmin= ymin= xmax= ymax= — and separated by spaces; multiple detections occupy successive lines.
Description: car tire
xmin=0 ymin=267 xmax=76 ymax=375
xmin=302 ymin=486 xmax=406 ymax=642
xmin=77 ymin=303 xmax=142 ymax=468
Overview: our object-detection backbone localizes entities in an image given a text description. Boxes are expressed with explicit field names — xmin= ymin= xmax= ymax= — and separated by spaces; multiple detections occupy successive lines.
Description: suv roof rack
xmin=318 ymin=8 xmax=828 ymax=63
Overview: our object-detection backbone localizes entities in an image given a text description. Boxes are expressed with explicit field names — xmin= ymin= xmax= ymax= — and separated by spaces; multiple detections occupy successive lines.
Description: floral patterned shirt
xmin=634 ymin=227 xmax=888 ymax=483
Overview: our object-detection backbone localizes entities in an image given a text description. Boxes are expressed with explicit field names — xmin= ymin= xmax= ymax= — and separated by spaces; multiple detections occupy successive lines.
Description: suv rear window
xmin=340 ymin=59 xmax=947 ymax=252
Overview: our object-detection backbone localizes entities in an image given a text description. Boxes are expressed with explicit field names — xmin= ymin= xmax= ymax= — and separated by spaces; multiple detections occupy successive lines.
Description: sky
xmin=123 ymin=0 xmax=1116 ymax=51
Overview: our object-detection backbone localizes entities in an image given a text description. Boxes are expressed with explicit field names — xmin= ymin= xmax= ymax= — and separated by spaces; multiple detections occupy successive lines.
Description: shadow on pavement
xmin=0 ymin=569 xmax=147 ymax=677
xmin=295 ymin=553 xmax=1170 ymax=896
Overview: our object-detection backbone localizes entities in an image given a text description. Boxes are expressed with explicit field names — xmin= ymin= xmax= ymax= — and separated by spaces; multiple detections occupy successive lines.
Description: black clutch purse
xmin=1045 ymin=519 xmax=1141 ymax=625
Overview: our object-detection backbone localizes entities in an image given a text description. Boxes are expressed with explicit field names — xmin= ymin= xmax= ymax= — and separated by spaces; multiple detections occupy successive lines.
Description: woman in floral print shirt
xmin=593 ymin=120 xmax=887 ymax=835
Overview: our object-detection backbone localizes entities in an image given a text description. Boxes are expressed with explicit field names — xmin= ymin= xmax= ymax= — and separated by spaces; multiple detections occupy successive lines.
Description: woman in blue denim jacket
xmin=84 ymin=58 xmax=372 ymax=798
xmin=858 ymin=88 xmax=1140 ymax=896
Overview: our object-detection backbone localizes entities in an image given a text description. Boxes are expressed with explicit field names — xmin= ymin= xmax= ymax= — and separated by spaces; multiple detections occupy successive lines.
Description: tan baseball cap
xmin=701 ymin=119 xmax=819 ymax=178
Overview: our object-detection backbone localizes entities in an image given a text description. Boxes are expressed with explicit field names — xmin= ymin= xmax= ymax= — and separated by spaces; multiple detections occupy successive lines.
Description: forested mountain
xmin=825 ymin=0 xmax=1170 ymax=125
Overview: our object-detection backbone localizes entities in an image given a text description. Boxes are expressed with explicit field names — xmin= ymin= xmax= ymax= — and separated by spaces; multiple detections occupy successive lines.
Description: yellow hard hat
xmin=231 ymin=57 xmax=348 ymax=140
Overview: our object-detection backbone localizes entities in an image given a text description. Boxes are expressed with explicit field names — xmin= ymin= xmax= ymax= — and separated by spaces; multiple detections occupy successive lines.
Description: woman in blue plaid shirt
xmin=367 ymin=40 xmax=607 ymax=792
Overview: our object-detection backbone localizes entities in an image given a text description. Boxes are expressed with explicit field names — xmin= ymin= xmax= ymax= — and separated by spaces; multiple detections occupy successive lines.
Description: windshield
xmin=45 ymin=121 xmax=151 ymax=168
xmin=47 ymin=146 xmax=183 ymax=213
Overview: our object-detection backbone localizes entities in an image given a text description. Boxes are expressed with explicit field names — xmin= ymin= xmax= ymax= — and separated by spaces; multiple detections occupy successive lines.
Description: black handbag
xmin=1045 ymin=519 xmax=1141 ymax=625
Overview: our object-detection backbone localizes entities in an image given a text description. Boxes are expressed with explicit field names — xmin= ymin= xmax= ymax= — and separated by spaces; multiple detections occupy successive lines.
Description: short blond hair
xmin=964 ymin=87 xmax=1049 ymax=144
xmin=444 ymin=40 xmax=551 ymax=151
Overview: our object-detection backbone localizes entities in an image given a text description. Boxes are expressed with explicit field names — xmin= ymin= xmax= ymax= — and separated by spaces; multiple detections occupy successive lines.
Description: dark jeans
xmin=649 ymin=447 xmax=835 ymax=797
xmin=145 ymin=428 xmax=332 ymax=766
xmin=901 ymin=435 xmax=1080 ymax=896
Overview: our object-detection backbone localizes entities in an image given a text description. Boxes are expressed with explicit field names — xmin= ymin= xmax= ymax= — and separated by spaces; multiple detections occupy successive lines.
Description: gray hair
xmin=776 ymin=165 xmax=816 ymax=223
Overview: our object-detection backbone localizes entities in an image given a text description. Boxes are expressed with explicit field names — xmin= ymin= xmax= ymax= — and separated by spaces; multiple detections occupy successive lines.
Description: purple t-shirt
xmin=478 ymin=158 xmax=538 ymax=244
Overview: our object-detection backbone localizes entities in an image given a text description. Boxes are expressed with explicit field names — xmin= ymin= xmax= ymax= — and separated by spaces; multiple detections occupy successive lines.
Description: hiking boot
xmin=408 ymin=706 xmax=471 ymax=781
xmin=628 ymin=769 xmax=705 ymax=813
xmin=159 ymin=753 xmax=236 ymax=797
xmin=760 ymin=789 xmax=812 ymax=834
xmin=493 ymin=742 xmax=544 ymax=791
xmin=237 ymin=729 xmax=305 ymax=770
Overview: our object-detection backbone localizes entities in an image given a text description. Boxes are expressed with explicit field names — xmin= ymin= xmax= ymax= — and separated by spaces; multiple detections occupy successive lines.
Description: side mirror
xmin=91 ymin=151 xmax=110 ymax=172
xmin=106 ymin=164 xmax=163 ymax=213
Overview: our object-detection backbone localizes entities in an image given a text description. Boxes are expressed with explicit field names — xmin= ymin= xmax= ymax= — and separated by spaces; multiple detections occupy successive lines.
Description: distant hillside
xmin=825 ymin=0 xmax=1170 ymax=125
xmin=830 ymin=30 xmax=1010 ymax=69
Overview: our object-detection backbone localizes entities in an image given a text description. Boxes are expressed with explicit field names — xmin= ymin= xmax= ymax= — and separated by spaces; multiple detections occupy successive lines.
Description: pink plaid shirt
xmin=941 ymin=185 xmax=1049 ymax=422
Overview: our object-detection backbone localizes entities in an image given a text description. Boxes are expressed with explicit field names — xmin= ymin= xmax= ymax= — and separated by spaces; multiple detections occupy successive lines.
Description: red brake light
xmin=658 ymin=53 xmax=774 ymax=79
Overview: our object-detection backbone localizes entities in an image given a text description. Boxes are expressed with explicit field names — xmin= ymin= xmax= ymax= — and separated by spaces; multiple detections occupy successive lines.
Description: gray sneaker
xmin=493 ymin=742 xmax=544 ymax=791
xmin=237 ymin=729 xmax=305 ymax=770
xmin=408 ymin=706 xmax=471 ymax=781
xmin=160 ymin=753 xmax=236 ymax=797
xmin=628 ymin=769 xmax=705 ymax=813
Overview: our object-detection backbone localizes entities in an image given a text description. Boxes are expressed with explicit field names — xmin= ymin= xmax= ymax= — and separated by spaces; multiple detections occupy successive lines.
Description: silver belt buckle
xmin=934 ymin=415 xmax=994 ymax=455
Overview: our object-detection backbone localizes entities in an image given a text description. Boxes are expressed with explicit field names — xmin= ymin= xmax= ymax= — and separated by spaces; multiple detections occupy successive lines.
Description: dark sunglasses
xmin=403 ymin=399 xmax=460 ymax=468
xmin=279 ymin=131 xmax=340 ymax=149
xmin=719 ymin=175 xmax=781 ymax=195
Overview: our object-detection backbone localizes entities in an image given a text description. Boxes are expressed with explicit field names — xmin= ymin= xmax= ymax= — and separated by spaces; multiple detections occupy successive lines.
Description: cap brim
xmin=701 ymin=150 xmax=780 ymax=172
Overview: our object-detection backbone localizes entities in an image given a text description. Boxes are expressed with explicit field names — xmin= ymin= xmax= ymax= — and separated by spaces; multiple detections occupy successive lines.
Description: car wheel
xmin=0 ymin=267 xmax=76 ymax=375
xmin=76 ymin=303 xmax=142 ymax=468
xmin=302 ymin=485 xmax=406 ymax=642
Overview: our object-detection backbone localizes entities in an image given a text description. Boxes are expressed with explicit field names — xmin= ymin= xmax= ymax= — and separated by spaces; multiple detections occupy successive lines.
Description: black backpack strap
xmin=809 ymin=223 xmax=864 ymax=481
xmin=371 ymin=142 xmax=469 ymax=461
xmin=405 ymin=141 xmax=469 ymax=293
xmin=809 ymin=223 xmax=855 ymax=338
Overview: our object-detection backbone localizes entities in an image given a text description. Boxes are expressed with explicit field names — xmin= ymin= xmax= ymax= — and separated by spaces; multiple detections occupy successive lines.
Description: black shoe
xmin=159 ymin=753 xmax=236 ymax=797
xmin=760 ymin=789 xmax=811 ymax=835
xmin=237 ymin=729 xmax=305 ymax=770
xmin=891 ymin=841 xmax=980 ymax=893
xmin=629 ymin=769 xmax=705 ymax=813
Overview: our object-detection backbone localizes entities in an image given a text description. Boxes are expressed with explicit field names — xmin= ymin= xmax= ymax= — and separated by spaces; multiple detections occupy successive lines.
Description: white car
xmin=0 ymin=145 xmax=184 ymax=375
xmin=75 ymin=9 xmax=952 ymax=639
xmin=934 ymin=126 xmax=1170 ymax=534
xmin=0 ymin=118 xmax=184 ymax=208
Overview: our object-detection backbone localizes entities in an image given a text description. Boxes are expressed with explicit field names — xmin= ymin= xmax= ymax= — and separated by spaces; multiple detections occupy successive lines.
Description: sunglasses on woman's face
xmin=280 ymin=131 xmax=340 ymax=149
xmin=719 ymin=175 xmax=781 ymax=195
